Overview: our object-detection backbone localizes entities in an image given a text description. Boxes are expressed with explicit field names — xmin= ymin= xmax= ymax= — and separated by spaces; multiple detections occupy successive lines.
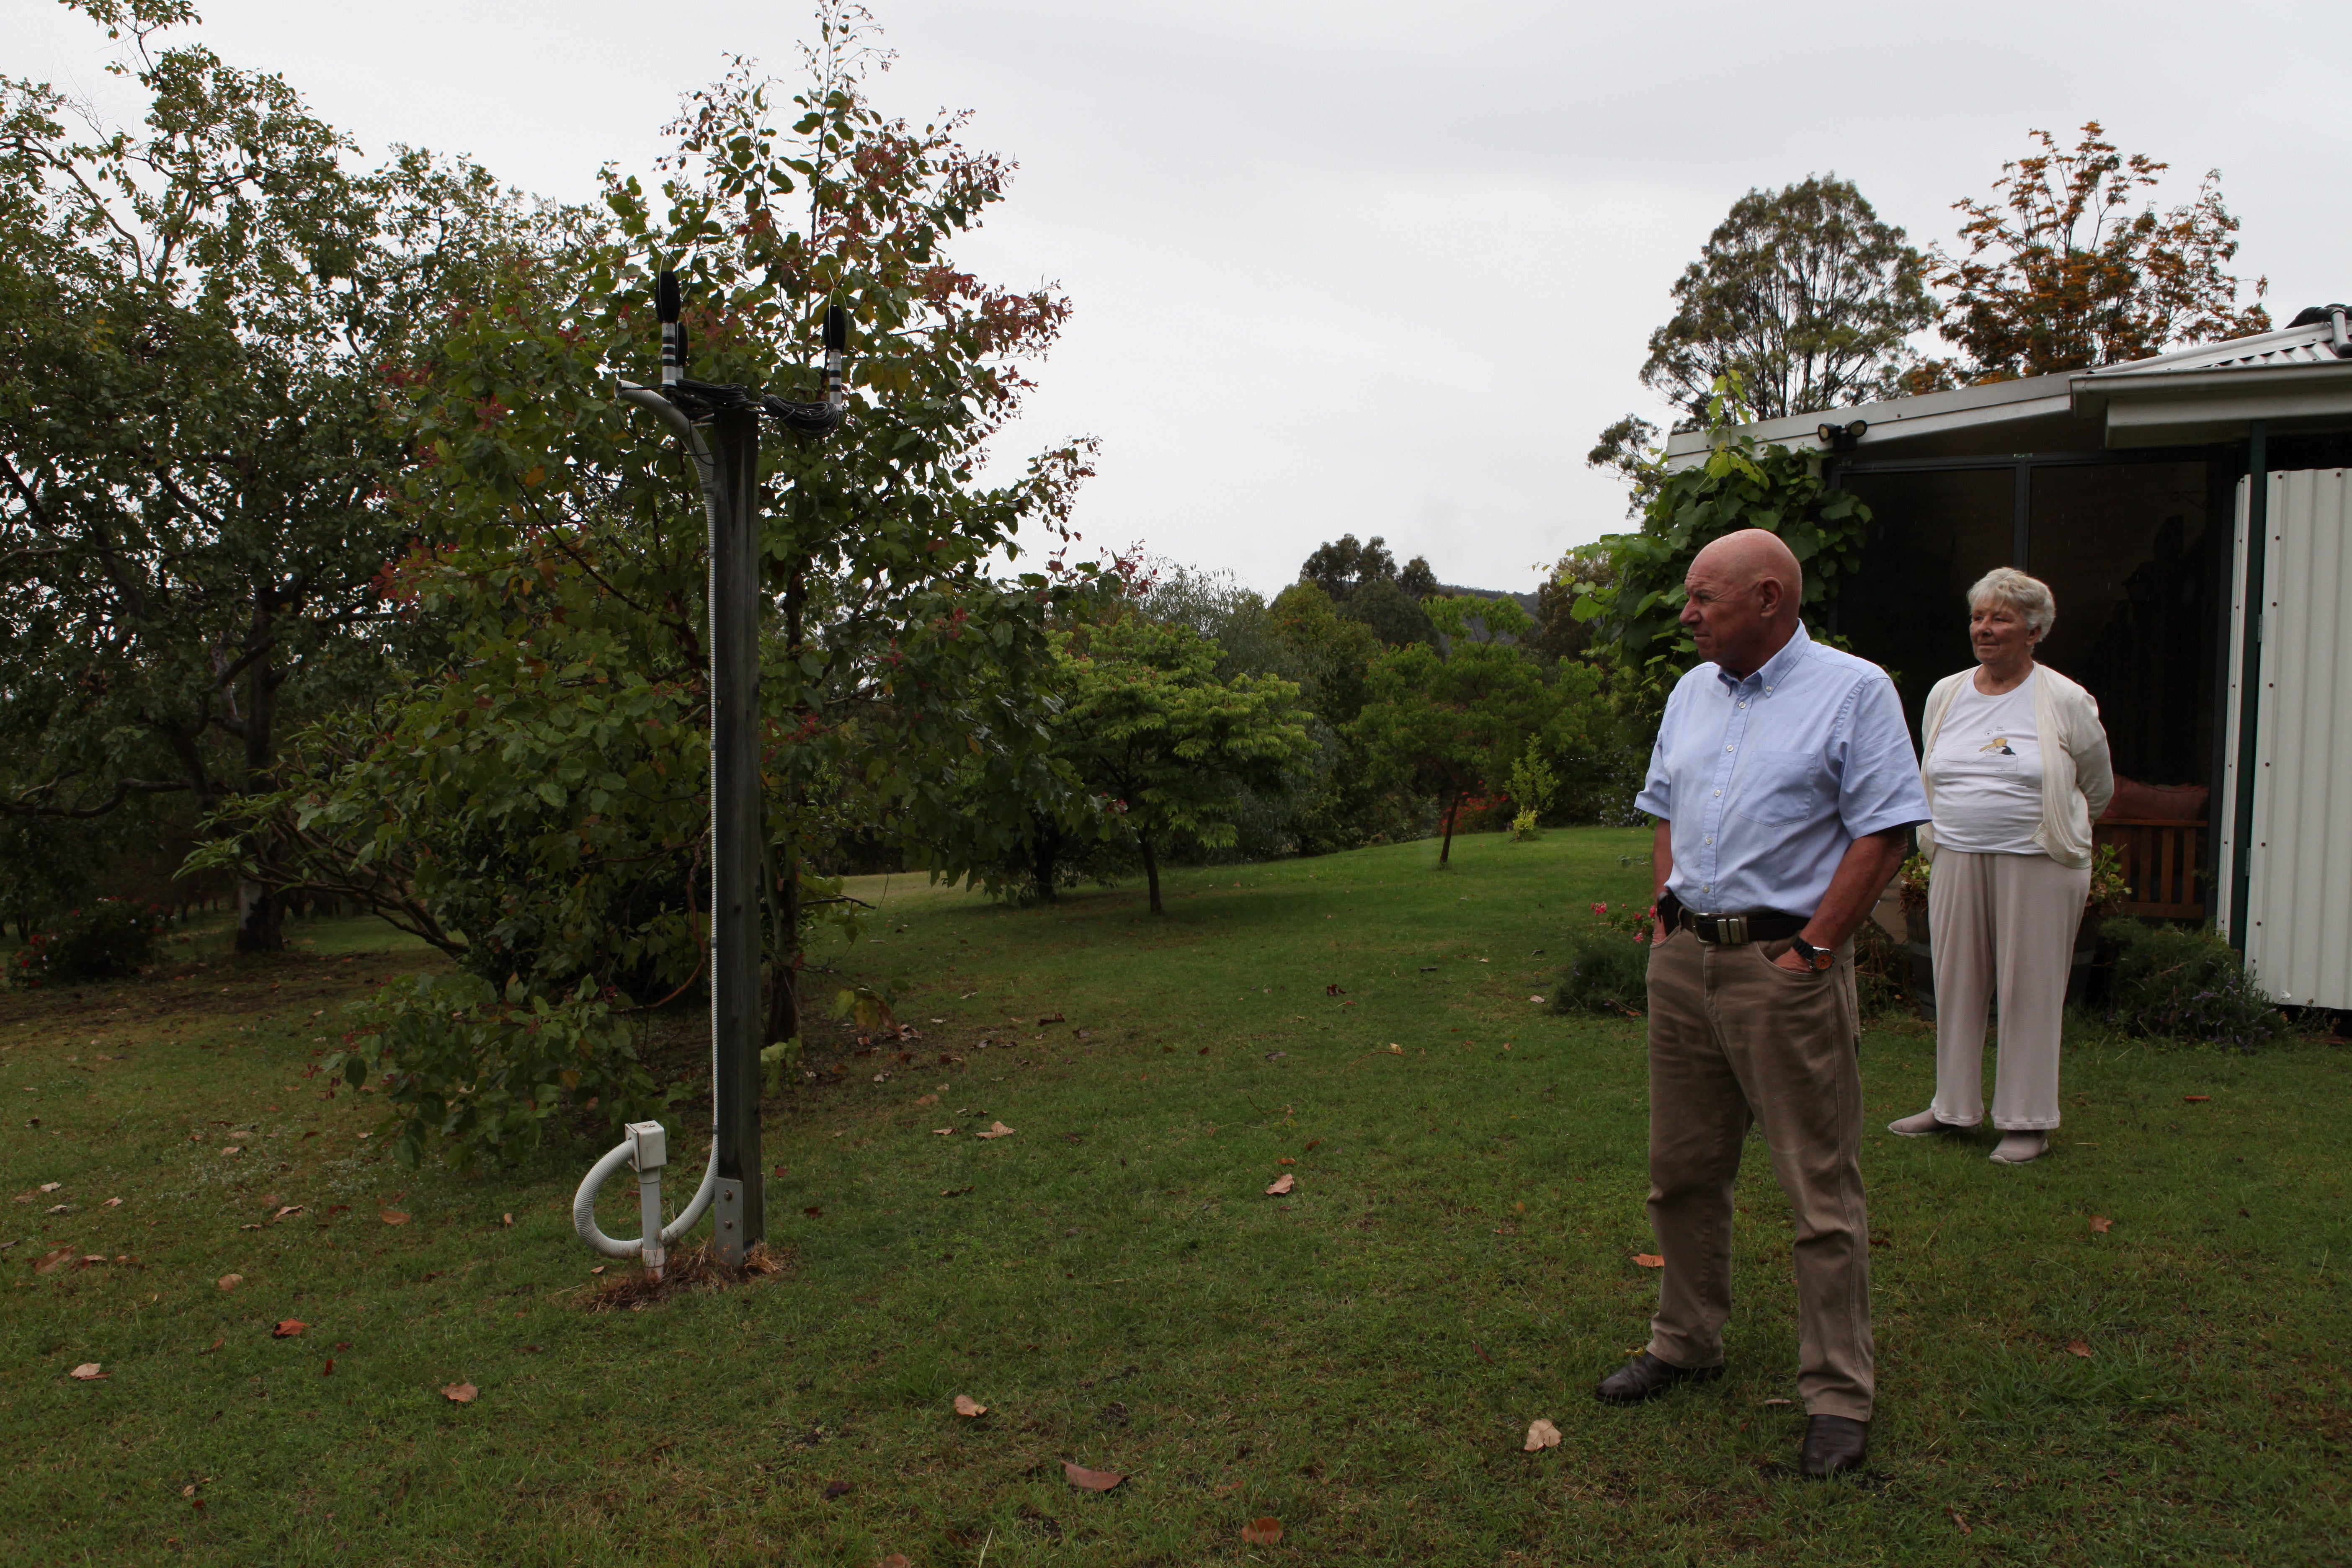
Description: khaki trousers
xmin=1644 ymin=927 xmax=1873 ymax=1421
xmin=1927 ymin=849 xmax=2089 ymax=1131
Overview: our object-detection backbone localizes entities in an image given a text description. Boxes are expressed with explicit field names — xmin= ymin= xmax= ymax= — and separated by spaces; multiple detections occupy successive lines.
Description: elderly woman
xmin=1889 ymin=567 xmax=2113 ymax=1165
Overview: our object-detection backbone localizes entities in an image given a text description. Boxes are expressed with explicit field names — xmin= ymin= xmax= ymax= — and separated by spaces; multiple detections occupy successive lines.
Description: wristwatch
xmin=1789 ymin=934 xmax=1835 ymax=972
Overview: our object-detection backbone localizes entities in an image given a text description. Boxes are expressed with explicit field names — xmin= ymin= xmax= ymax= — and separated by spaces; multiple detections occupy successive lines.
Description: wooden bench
xmin=2093 ymin=819 xmax=2206 ymax=921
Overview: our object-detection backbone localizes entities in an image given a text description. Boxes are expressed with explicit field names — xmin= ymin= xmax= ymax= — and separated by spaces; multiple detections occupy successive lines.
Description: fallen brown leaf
xmin=1632 ymin=1253 xmax=1665 ymax=1269
xmin=217 ymin=1273 xmax=242 ymax=1291
xmin=199 ymin=1338 xmax=223 ymax=1355
xmin=2089 ymin=1215 xmax=2113 ymax=1233
xmin=2067 ymin=1340 xmax=2092 ymax=1359
xmin=1241 ymin=1517 xmax=1284 ymax=1545
xmin=931 ymin=1127 xmax=954 ymax=1137
xmin=34 ymin=1246 xmax=76 ymax=1275
xmin=1305 ymin=1139 xmax=1322 ymax=1151
xmin=441 ymin=1381 xmax=478 ymax=1403
xmin=380 ymin=1210 xmax=410 ymax=1227
xmin=1062 ymin=1460 xmax=1124 ymax=1491
xmin=589 ymin=1265 xmax=606 ymax=1275
xmin=501 ymin=1213 xmax=513 ymax=1227
xmin=803 ymin=1206 xmax=823 ymax=1219
xmin=1524 ymin=1418 xmax=1563 ymax=1451
xmin=1277 ymin=1157 xmax=1296 ymax=1166
xmin=976 ymin=1121 xmax=1016 ymax=1140
xmin=2184 ymin=1094 xmax=2211 ymax=1104
xmin=1951 ymin=1510 xmax=1973 ymax=1535
xmin=272 ymin=1205 xmax=303 ymax=1221
xmin=1266 ymin=1173 xmax=1295 ymax=1196
xmin=940 ymin=1186 xmax=973 ymax=1197
xmin=322 ymin=1359 xmax=335 ymax=1377
xmin=103 ymin=1197 xmax=122 ymax=1209
xmin=39 ymin=1182 xmax=60 ymax=1193
xmin=953 ymin=1393 xmax=987 ymax=1417
xmin=1472 ymin=1340 xmax=1494 ymax=1365
xmin=70 ymin=1362 xmax=106 ymax=1381
xmin=273 ymin=1319 xmax=307 ymax=1338
xmin=915 ymin=1093 xmax=939 ymax=1106
xmin=878 ymin=1556 xmax=911 ymax=1568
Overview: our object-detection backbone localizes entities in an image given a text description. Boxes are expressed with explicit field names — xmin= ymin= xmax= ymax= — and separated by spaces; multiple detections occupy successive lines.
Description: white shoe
xmin=1988 ymin=1132 xmax=2048 ymax=1165
xmin=1887 ymin=1109 xmax=1965 ymax=1137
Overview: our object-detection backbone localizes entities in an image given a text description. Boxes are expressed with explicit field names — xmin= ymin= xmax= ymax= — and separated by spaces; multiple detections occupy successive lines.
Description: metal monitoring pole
xmin=580 ymin=271 xmax=846 ymax=1272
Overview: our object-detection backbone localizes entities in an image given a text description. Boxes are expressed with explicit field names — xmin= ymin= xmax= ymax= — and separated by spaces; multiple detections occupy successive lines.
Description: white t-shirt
xmin=1928 ymin=671 xmax=2044 ymax=854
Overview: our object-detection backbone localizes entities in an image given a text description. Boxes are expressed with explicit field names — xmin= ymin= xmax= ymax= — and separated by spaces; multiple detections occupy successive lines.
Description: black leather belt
xmin=1657 ymin=890 xmax=1805 ymax=945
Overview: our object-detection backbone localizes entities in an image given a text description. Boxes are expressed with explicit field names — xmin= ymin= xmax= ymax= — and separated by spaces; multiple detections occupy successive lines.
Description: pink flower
xmin=1591 ymin=902 xmax=1608 ymax=917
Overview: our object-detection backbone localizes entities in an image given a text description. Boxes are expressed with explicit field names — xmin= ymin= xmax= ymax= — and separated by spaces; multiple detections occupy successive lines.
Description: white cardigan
xmin=1916 ymin=663 xmax=2115 ymax=869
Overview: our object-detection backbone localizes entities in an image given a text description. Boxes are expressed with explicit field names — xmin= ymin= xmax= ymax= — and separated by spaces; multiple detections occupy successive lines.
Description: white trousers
xmin=1927 ymin=849 xmax=2090 ymax=1131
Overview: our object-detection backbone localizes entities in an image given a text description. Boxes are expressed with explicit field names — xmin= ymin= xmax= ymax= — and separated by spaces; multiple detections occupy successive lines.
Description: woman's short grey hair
xmin=1966 ymin=567 xmax=2055 ymax=637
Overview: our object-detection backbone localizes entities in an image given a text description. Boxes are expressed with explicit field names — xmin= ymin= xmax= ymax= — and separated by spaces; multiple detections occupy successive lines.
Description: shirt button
xmin=1725 ymin=745 xmax=1735 ymax=753
xmin=1704 ymin=836 xmax=1713 ymax=845
xmin=1738 ymin=701 xmax=1747 ymax=709
xmin=1713 ymin=789 xmax=1721 ymax=797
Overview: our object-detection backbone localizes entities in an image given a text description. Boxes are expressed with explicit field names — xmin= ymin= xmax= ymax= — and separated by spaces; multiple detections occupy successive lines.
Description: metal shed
xmin=1663 ymin=309 xmax=2352 ymax=1007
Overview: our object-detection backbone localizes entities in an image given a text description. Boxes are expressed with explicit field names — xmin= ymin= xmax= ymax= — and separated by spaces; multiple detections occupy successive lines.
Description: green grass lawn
xmin=3 ymin=829 xmax=2347 ymax=1565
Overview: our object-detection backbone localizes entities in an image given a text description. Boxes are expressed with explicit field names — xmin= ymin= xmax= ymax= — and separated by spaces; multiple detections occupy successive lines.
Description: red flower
xmin=1591 ymin=902 xmax=1608 ymax=917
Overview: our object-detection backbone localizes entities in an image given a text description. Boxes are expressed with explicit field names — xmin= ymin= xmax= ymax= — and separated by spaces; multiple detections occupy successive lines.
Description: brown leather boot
xmin=1593 ymin=1351 xmax=1724 ymax=1406
xmin=1800 ymin=1414 xmax=1870 ymax=1478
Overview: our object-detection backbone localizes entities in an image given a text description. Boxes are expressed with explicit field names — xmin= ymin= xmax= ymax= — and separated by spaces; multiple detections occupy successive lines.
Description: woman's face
xmin=1969 ymin=598 xmax=2040 ymax=666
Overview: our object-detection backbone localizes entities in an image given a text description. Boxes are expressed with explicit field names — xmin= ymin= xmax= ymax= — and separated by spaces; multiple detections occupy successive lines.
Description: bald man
xmin=1596 ymin=528 xmax=1927 ymax=1480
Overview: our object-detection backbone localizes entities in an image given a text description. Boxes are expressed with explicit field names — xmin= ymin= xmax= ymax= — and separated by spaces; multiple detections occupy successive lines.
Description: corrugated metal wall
xmin=2219 ymin=468 xmax=2352 ymax=1008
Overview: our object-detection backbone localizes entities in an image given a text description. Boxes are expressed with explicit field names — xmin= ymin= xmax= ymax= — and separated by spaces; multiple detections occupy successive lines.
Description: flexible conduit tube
xmin=572 ymin=1139 xmax=720 ymax=1259
xmin=570 ymin=378 xmax=732 ymax=1270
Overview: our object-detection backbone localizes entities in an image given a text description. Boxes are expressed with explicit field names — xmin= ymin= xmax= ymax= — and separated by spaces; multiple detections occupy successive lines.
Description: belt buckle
xmin=1712 ymin=916 xmax=1749 ymax=945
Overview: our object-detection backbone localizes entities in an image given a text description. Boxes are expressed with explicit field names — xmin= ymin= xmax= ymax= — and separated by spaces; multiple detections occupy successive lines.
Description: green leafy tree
xmin=1352 ymin=596 xmax=1605 ymax=865
xmin=1297 ymin=533 xmax=1437 ymax=648
xmin=1636 ymin=175 xmax=1934 ymax=425
xmin=1572 ymin=379 xmax=1873 ymax=690
xmin=1053 ymin=617 xmax=1311 ymax=914
xmin=211 ymin=10 xmax=1097 ymax=1044
xmin=0 ymin=0 xmax=527 ymax=951
xmin=1926 ymin=122 xmax=2269 ymax=384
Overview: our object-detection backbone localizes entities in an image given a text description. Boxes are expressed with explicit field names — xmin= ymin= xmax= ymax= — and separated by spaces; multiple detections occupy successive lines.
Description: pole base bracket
xmin=714 ymin=1179 xmax=746 ymax=1266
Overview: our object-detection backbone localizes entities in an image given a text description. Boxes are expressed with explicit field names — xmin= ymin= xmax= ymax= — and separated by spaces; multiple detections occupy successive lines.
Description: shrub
xmin=1552 ymin=905 xmax=1651 ymax=1017
xmin=329 ymin=973 xmax=668 ymax=1166
xmin=1852 ymin=915 xmax=1912 ymax=1019
xmin=2101 ymin=919 xmax=2286 ymax=1050
xmin=5 ymin=897 xmax=168 ymax=988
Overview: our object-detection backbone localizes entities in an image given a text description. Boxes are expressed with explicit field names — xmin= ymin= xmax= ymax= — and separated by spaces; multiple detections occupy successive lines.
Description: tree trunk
xmin=766 ymin=850 xmax=801 ymax=1046
xmin=1439 ymin=789 xmax=1461 ymax=866
xmin=232 ymin=591 xmax=284 ymax=953
xmin=1031 ymin=813 xmax=1060 ymax=901
xmin=1140 ymin=832 xmax=1163 ymax=915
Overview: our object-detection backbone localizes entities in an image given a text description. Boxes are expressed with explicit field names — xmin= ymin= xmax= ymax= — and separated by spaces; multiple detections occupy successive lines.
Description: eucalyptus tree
xmin=1636 ymin=175 xmax=1933 ymax=425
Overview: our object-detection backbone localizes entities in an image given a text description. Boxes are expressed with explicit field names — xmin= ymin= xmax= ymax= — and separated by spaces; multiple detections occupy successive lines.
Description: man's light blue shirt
xmin=1633 ymin=623 xmax=1928 ymax=917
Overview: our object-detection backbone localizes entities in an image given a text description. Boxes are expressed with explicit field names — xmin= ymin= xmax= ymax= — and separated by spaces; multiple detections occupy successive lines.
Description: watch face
xmin=1810 ymin=950 xmax=1834 ymax=971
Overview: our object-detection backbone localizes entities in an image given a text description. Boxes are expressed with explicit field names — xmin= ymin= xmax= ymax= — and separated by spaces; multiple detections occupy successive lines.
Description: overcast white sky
xmin=15 ymin=0 xmax=2349 ymax=594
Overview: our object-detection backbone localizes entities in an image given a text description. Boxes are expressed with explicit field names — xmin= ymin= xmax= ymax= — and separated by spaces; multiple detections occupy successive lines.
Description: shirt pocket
xmin=1737 ymin=748 xmax=1825 ymax=826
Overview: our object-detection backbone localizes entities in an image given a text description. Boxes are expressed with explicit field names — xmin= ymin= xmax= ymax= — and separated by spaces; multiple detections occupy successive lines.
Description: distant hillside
xmin=1439 ymin=583 xmax=1541 ymax=616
